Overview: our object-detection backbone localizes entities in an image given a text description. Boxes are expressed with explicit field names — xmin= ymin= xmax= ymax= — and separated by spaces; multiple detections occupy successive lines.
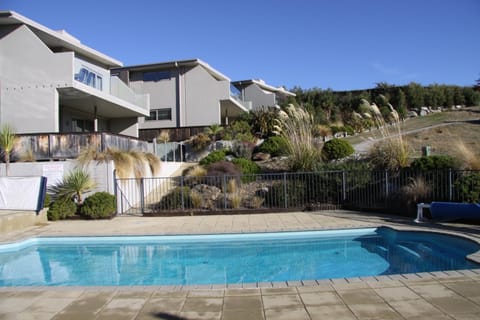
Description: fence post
xmin=384 ymin=171 xmax=389 ymax=208
xmin=283 ymin=172 xmax=288 ymax=208
xmin=342 ymin=170 xmax=347 ymax=202
xmin=448 ymin=169 xmax=453 ymax=201
xmin=113 ymin=170 xmax=119 ymax=215
xmin=223 ymin=175 xmax=227 ymax=209
xmin=140 ymin=178 xmax=145 ymax=215
xmin=180 ymin=176 xmax=185 ymax=211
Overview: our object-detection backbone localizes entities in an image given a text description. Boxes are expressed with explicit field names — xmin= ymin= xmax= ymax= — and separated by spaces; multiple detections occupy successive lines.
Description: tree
xmin=0 ymin=125 xmax=18 ymax=176
xmin=204 ymin=124 xmax=224 ymax=150
xmin=406 ymin=82 xmax=425 ymax=109
xmin=49 ymin=169 xmax=96 ymax=204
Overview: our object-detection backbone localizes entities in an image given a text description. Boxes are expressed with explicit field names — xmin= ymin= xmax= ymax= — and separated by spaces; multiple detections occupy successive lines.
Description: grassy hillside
xmin=347 ymin=106 xmax=480 ymax=159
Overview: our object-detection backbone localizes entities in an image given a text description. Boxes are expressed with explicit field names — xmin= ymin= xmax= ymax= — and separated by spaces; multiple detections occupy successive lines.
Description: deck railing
xmin=14 ymin=132 xmax=148 ymax=161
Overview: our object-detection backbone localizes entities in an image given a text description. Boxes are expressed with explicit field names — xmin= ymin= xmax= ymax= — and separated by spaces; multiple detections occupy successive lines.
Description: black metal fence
xmin=115 ymin=169 xmax=480 ymax=216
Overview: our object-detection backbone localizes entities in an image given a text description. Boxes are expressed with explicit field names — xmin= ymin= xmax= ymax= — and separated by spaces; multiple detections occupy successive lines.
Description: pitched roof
xmin=0 ymin=10 xmax=123 ymax=67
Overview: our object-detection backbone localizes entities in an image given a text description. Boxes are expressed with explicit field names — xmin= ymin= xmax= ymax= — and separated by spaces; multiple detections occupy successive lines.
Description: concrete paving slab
xmin=262 ymin=294 xmax=304 ymax=310
xmin=298 ymin=291 xmax=344 ymax=306
xmin=348 ymin=302 xmax=402 ymax=319
xmin=264 ymin=307 xmax=310 ymax=320
xmin=307 ymin=305 xmax=357 ymax=320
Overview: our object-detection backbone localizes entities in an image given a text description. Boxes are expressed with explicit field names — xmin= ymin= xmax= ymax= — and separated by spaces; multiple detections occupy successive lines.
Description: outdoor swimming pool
xmin=0 ymin=227 xmax=478 ymax=286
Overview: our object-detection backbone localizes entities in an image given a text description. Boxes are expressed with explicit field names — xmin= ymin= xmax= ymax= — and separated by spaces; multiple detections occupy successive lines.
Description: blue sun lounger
xmin=415 ymin=202 xmax=480 ymax=222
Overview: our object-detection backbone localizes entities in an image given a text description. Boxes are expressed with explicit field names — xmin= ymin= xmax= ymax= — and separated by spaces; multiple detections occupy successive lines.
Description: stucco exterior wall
xmin=109 ymin=117 xmax=139 ymax=137
xmin=0 ymin=25 xmax=73 ymax=133
xmin=182 ymin=65 xmax=227 ymax=126
xmin=244 ymin=84 xmax=276 ymax=110
xmin=130 ymin=71 xmax=178 ymax=129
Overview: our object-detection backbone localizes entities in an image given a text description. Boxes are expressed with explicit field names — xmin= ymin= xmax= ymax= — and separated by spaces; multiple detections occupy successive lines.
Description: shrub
xmin=257 ymin=136 xmax=289 ymax=157
xmin=277 ymin=105 xmax=323 ymax=172
xmin=205 ymin=161 xmax=241 ymax=188
xmin=232 ymin=141 xmax=256 ymax=160
xmin=43 ymin=193 xmax=51 ymax=209
xmin=232 ymin=158 xmax=261 ymax=175
xmin=368 ymin=138 xmax=409 ymax=170
xmin=48 ymin=199 xmax=77 ymax=221
xmin=454 ymin=173 xmax=480 ymax=203
xmin=191 ymin=133 xmax=210 ymax=152
xmin=79 ymin=192 xmax=116 ymax=219
xmin=206 ymin=160 xmax=240 ymax=177
xmin=321 ymin=138 xmax=354 ymax=161
xmin=410 ymin=155 xmax=460 ymax=171
xmin=199 ymin=150 xmax=226 ymax=166
xmin=223 ymin=120 xmax=255 ymax=142
xmin=344 ymin=125 xmax=355 ymax=136
xmin=155 ymin=186 xmax=191 ymax=210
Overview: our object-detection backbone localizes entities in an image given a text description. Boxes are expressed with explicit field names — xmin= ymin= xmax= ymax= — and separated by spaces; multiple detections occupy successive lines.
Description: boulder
xmin=252 ymin=152 xmax=271 ymax=161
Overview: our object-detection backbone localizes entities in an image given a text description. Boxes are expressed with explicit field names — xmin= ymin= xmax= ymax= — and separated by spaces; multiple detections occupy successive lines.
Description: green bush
xmin=232 ymin=158 xmax=261 ymax=182
xmin=321 ymin=138 xmax=354 ymax=161
xmin=410 ymin=155 xmax=460 ymax=171
xmin=232 ymin=158 xmax=261 ymax=175
xmin=43 ymin=193 xmax=51 ymax=208
xmin=257 ymin=136 xmax=289 ymax=157
xmin=79 ymin=192 xmax=116 ymax=219
xmin=199 ymin=150 xmax=226 ymax=166
xmin=48 ymin=199 xmax=77 ymax=221
xmin=454 ymin=173 xmax=480 ymax=203
xmin=344 ymin=125 xmax=355 ymax=136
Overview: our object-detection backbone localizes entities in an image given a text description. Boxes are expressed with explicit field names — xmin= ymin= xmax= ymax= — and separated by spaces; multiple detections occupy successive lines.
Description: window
xmin=146 ymin=108 xmax=172 ymax=121
xmin=143 ymin=71 xmax=171 ymax=82
xmin=75 ymin=67 xmax=103 ymax=90
xmin=72 ymin=119 xmax=94 ymax=132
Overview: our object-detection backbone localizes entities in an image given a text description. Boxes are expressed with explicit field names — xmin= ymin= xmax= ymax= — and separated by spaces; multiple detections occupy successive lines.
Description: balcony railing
xmin=110 ymin=76 xmax=149 ymax=110
xmin=13 ymin=132 xmax=148 ymax=161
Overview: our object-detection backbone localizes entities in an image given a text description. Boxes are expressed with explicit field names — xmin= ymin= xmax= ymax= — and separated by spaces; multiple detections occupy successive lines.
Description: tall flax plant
xmin=367 ymin=102 xmax=409 ymax=170
xmin=0 ymin=125 xmax=18 ymax=176
xmin=49 ymin=169 xmax=96 ymax=204
xmin=276 ymin=104 xmax=322 ymax=172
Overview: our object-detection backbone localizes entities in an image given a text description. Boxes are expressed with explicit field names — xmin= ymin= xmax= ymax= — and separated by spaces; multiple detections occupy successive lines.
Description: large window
xmin=146 ymin=108 xmax=172 ymax=121
xmin=75 ymin=67 xmax=103 ymax=90
xmin=143 ymin=71 xmax=171 ymax=82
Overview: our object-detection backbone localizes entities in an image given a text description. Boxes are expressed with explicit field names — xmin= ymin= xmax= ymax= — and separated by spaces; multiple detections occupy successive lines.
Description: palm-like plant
xmin=49 ymin=169 xmax=96 ymax=204
xmin=205 ymin=124 xmax=224 ymax=150
xmin=0 ymin=125 xmax=18 ymax=176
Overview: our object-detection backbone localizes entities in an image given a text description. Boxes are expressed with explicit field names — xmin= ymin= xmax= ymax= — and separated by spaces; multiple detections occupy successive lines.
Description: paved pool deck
xmin=1 ymin=210 xmax=480 ymax=319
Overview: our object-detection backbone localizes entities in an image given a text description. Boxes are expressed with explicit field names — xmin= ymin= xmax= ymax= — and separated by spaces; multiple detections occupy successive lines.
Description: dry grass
xmin=190 ymin=191 xmax=203 ymax=209
xmin=227 ymin=179 xmax=238 ymax=193
xmin=277 ymin=104 xmax=322 ymax=171
xmin=145 ymin=153 xmax=162 ymax=177
xmin=229 ymin=193 xmax=243 ymax=209
xmin=401 ymin=176 xmax=431 ymax=205
xmin=367 ymin=103 xmax=410 ymax=170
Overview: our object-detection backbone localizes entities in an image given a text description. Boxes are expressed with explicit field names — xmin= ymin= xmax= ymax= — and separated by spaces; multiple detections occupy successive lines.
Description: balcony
xmin=64 ymin=58 xmax=149 ymax=118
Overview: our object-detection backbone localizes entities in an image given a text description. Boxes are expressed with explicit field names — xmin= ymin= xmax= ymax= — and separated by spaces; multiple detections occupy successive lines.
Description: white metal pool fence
xmin=114 ymin=169 xmax=480 ymax=215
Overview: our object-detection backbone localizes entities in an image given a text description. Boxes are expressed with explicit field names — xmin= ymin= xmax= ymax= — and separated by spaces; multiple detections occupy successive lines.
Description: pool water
xmin=0 ymin=227 xmax=478 ymax=286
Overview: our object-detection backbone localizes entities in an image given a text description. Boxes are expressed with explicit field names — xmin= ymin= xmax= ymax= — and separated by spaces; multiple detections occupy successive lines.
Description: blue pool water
xmin=0 ymin=227 xmax=478 ymax=286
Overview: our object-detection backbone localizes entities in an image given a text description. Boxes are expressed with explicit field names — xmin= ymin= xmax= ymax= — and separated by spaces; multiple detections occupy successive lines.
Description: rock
xmin=191 ymin=184 xmax=222 ymax=209
xmin=253 ymin=152 xmax=271 ymax=161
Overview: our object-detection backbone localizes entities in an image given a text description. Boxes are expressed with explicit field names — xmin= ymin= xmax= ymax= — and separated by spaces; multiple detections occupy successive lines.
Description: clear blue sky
xmin=2 ymin=0 xmax=479 ymax=90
